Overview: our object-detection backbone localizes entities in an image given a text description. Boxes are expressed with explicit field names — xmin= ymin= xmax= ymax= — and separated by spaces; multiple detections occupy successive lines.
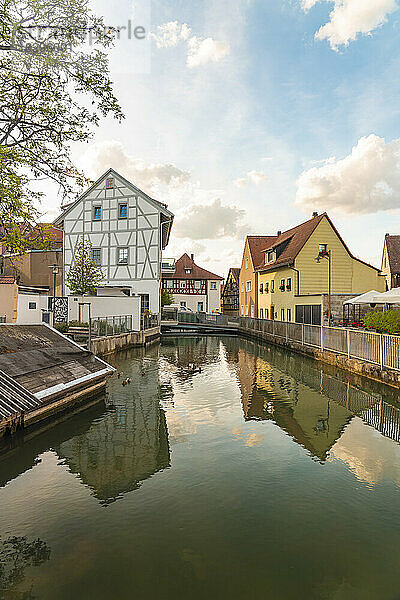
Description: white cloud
xmin=81 ymin=141 xmax=191 ymax=194
xmin=303 ymin=0 xmax=398 ymax=50
xmin=296 ymin=134 xmax=400 ymax=214
xmin=151 ymin=21 xmax=192 ymax=48
xmin=151 ymin=21 xmax=229 ymax=67
xmin=247 ymin=170 xmax=268 ymax=184
xmin=234 ymin=170 xmax=268 ymax=187
xmin=301 ymin=0 xmax=321 ymax=10
xmin=187 ymin=36 xmax=230 ymax=68
xmin=173 ymin=198 xmax=249 ymax=240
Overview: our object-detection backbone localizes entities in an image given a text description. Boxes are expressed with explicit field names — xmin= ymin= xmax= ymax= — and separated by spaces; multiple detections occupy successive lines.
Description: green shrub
xmin=54 ymin=322 xmax=68 ymax=333
xmin=68 ymin=320 xmax=89 ymax=328
xmin=363 ymin=310 xmax=400 ymax=334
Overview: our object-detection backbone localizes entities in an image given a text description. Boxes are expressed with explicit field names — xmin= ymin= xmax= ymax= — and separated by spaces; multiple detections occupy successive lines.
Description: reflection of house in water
xmin=227 ymin=338 xmax=400 ymax=460
xmin=56 ymin=358 xmax=170 ymax=505
xmin=161 ymin=336 xmax=221 ymax=381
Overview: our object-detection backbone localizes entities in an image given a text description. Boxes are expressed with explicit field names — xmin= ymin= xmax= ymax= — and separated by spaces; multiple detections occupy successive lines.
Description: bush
xmin=68 ymin=320 xmax=89 ymax=328
xmin=363 ymin=310 xmax=400 ymax=335
xmin=54 ymin=322 xmax=68 ymax=333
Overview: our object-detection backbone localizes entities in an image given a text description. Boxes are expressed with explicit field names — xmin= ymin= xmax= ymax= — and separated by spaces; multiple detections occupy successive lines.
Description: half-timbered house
xmin=162 ymin=254 xmax=223 ymax=313
xmin=54 ymin=168 xmax=174 ymax=315
xmin=221 ymin=268 xmax=240 ymax=316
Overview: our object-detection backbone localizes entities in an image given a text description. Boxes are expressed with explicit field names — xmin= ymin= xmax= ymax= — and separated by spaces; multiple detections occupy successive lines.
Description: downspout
xmin=290 ymin=266 xmax=300 ymax=296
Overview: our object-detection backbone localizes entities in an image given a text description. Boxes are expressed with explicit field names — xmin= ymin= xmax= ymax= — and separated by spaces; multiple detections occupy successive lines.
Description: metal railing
xmin=91 ymin=315 xmax=133 ymax=338
xmin=238 ymin=317 xmax=400 ymax=372
xmin=142 ymin=314 xmax=159 ymax=330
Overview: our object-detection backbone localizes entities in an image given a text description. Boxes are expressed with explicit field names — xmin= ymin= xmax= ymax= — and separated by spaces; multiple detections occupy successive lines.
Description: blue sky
xmin=46 ymin=0 xmax=400 ymax=276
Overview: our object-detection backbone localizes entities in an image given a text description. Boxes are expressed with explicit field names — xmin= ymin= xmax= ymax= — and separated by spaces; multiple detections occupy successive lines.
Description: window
xmin=210 ymin=281 xmax=216 ymax=289
xmin=267 ymin=250 xmax=274 ymax=262
xmin=271 ymin=280 xmax=275 ymax=293
xmin=246 ymin=281 xmax=252 ymax=292
xmin=265 ymin=282 xmax=269 ymax=293
xmin=197 ymin=302 xmax=204 ymax=312
xmin=280 ymin=279 xmax=285 ymax=291
xmin=265 ymin=308 xmax=269 ymax=319
xmin=286 ymin=277 xmax=292 ymax=291
xmin=319 ymin=243 xmax=328 ymax=254
xmin=260 ymin=308 xmax=263 ymax=319
xmin=185 ymin=268 xmax=192 ymax=274
xmin=92 ymin=248 xmax=101 ymax=264
xmin=117 ymin=247 xmax=128 ymax=264
xmin=106 ymin=178 xmax=114 ymax=189
xmin=180 ymin=301 xmax=186 ymax=308
xmin=287 ymin=308 xmax=291 ymax=322
xmin=93 ymin=206 xmax=102 ymax=221
xmin=281 ymin=309 xmax=285 ymax=321
xmin=295 ymin=304 xmax=321 ymax=325
xmin=28 ymin=302 xmax=36 ymax=310
xmin=119 ymin=203 xmax=127 ymax=219
xmin=140 ymin=294 xmax=150 ymax=313
xmin=241 ymin=282 xmax=244 ymax=292
xmin=260 ymin=283 xmax=264 ymax=294
xmin=194 ymin=280 xmax=202 ymax=289
xmin=180 ymin=281 xmax=187 ymax=289
xmin=245 ymin=258 xmax=248 ymax=269
xmin=167 ymin=279 xmax=173 ymax=288
xmin=241 ymin=305 xmax=244 ymax=316
xmin=245 ymin=305 xmax=249 ymax=316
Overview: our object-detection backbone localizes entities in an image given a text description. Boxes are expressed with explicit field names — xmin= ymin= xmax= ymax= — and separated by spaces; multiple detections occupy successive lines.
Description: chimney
xmin=312 ymin=211 xmax=318 ymax=218
xmin=277 ymin=230 xmax=282 ymax=237
xmin=190 ymin=253 xmax=194 ymax=261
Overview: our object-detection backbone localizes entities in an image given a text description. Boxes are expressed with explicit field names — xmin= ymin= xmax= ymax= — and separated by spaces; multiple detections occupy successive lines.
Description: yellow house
xmin=256 ymin=212 xmax=385 ymax=324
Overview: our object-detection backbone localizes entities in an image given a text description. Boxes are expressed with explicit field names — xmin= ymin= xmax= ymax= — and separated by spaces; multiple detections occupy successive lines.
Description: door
xmin=197 ymin=302 xmax=204 ymax=312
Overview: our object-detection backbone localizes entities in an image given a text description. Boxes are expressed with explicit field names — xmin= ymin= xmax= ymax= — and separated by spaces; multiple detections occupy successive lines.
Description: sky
xmin=43 ymin=0 xmax=400 ymax=277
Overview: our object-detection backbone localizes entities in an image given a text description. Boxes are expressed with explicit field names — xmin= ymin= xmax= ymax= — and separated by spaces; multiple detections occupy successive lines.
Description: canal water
xmin=1 ymin=337 xmax=400 ymax=600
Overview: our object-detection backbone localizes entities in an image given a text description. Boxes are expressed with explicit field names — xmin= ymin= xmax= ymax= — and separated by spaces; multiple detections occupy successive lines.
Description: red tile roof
xmin=247 ymin=236 xmax=277 ymax=269
xmin=170 ymin=254 xmax=223 ymax=280
xmin=385 ymin=234 xmax=400 ymax=274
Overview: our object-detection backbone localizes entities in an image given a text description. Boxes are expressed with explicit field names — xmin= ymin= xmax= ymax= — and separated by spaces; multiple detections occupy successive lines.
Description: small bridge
xmin=161 ymin=312 xmax=239 ymax=335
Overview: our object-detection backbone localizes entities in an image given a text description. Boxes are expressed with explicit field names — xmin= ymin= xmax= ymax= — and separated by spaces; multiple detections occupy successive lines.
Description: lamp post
xmin=48 ymin=264 xmax=60 ymax=326
xmin=315 ymin=248 xmax=332 ymax=327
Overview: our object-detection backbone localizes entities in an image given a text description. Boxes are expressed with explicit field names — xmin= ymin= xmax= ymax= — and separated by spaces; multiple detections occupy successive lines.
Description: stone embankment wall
xmin=91 ymin=327 xmax=160 ymax=357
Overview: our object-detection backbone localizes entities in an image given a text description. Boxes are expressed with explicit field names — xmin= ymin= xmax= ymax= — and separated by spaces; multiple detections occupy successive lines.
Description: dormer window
xmin=185 ymin=268 xmax=192 ymax=274
xmin=106 ymin=178 xmax=114 ymax=189
xmin=267 ymin=250 xmax=274 ymax=263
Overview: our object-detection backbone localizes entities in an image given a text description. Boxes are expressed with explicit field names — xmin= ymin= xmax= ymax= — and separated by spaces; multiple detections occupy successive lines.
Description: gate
xmin=52 ymin=297 xmax=68 ymax=323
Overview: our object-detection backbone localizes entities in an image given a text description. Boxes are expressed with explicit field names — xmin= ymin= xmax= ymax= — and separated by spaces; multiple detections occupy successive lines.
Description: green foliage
xmin=68 ymin=320 xmax=88 ymax=328
xmin=363 ymin=310 xmax=400 ymax=334
xmin=0 ymin=0 xmax=124 ymax=252
xmin=66 ymin=237 xmax=103 ymax=296
xmin=0 ymin=535 xmax=50 ymax=598
xmin=161 ymin=289 xmax=174 ymax=306
xmin=54 ymin=322 xmax=68 ymax=333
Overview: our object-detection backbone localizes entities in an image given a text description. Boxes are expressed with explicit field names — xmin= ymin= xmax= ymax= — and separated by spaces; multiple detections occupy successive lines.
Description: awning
xmin=371 ymin=287 xmax=400 ymax=304
xmin=343 ymin=290 xmax=380 ymax=305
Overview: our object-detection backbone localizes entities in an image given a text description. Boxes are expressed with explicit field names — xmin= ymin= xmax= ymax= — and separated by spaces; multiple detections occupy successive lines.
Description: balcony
xmin=161 ymin=258 xmax=176 ymax=275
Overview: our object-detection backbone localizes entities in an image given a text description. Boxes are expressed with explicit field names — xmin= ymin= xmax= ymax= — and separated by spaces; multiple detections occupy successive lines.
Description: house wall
xmin=2 ymin=251 xmax=63 ymax=294
xmin=0 ymin=283 xmax=18 ymax=322
xmin=61 ymin=172 xmax=167 ymax=314
xmin=171 ymin=293 xmax=207 ymax=312
xmin=68 ymin=295 xmax=141 ymax=330
xmin=239 ymin=240 xmax=258 ymax=318
xmin=16 ymin=293 xmax=50 ymax=324
xmin=207 ymin=282 xmax=222 ymax=313
xmin=381 ymin=240 xmax=391 ymax=290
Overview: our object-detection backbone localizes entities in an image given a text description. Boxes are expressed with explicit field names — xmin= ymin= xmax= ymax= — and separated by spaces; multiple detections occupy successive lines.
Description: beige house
xmin=239 ymin=236 xmax=277 ymax=318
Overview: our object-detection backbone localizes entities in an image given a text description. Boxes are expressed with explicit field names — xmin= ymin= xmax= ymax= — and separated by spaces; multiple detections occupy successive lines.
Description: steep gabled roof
xmin=170 ymin=254 xmax=223 ymax=280
xmin=53 ymin=168 xmax=174 ymax=225
xmin=256 ymin=213 xmax=381 ymax=273
xmin=247 ymin=236 xmax=277 ymax=269
xmin=230 ymin=268 xmax=241 ymax=282
xmin=384 ymin=234 xmax=400 ymax=274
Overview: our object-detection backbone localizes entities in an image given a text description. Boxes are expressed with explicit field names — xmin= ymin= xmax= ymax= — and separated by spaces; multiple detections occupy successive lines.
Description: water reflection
xmin=224 ymin=338 xmax=400 ymax=460
xmin=0 ymin=535 xmax=51 ymax=600
xmin=55 ymin=346 xmax=170 ymax=505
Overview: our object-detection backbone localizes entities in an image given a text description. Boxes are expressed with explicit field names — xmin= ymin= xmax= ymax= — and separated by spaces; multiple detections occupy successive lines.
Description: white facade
xmin=68 ymin=295 xmax=141 ymax=330
xmin=54 ymin=169 xmax=174 ymax=315
xmin=16 ymin=293 xmax=50 ymax=324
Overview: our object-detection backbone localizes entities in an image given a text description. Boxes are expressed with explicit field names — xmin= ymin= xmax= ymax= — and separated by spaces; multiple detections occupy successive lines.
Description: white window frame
xmin=210 ymin=281 xmax=216 ymax=290
xmin=281 ymin=308 xmax=285 ymax=321
xmin=241 ymin=282 xmax=244 ymax=292
xmin=245 ymin=258 xmax=248 ymax=269
xmin=246 ymin=281 xmax=252 ymax=292
xmin=179 ymin=281 xmax=187 ymax=289
xmin=92 ymin=248 xmax=101 ymax=265
xmin=117 ymin=247 xmax=129 ymax=264
xmin=287 ymin=308 xmax=291 ymax=322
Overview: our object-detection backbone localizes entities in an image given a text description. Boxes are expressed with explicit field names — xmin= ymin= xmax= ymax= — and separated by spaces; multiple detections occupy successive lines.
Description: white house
xmin=161 ymin=253 xmax=223 ymax=313
xmin=54 ymin=168 xmax=174 ymax=315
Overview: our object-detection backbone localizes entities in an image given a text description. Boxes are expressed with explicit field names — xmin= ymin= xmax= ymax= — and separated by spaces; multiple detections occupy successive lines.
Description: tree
xmin=66 ymin=237 xmax=103 ymax=295
xmin=161 ymin=289 xmax=174 ymax=306
xmin=0 ymin=535 xmax=50 ymax=599
xmin=0 ymin=0 xmax=124 ymax=252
